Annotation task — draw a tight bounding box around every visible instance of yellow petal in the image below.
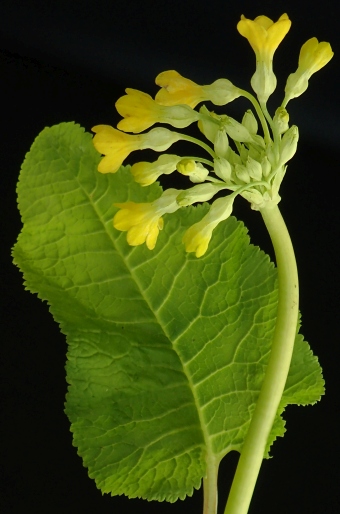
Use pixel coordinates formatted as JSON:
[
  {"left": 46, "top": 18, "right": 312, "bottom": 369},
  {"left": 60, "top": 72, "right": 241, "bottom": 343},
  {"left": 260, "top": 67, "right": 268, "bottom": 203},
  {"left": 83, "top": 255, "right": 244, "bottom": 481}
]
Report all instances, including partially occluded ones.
[
  {"left": 113, "top": 202, "right": 163, "bottom": 249},
  {"left": 113, "top": 202, "right": 151, "bottom": 230},
  {"left": 155, "top": 70, "right": 206, "bottom": 108},
  {"left": 237, "top": 13, "right": 291, "bottom": 60},
  {"left": 298, "top": 37, "right": 334, "bottom": 74},
  {"left": 97, "top": 151, "right": 129, "bottom": 173},
  {"left": 182, "top": 221, "right": 213, "bottom": 258},
  {"left": 92, "top": 125, "right": 143, "bottom": 172},
  {"left": 116, "top": 89, "right": 161, "bottom": 133},
  {"left": 182, "top": 197, "right": 234, "bottom": 257},
  {"left": 131, "top": 154, "right": 180, "bottom": 186}
]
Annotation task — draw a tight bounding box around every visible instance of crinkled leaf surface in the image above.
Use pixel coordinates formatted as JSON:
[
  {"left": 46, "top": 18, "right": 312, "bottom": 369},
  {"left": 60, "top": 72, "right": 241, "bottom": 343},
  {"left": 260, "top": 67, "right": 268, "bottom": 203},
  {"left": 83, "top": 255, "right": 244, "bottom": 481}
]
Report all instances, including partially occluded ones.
[{"left": 13, "top": 123, "right": 324, "bottom": 502}]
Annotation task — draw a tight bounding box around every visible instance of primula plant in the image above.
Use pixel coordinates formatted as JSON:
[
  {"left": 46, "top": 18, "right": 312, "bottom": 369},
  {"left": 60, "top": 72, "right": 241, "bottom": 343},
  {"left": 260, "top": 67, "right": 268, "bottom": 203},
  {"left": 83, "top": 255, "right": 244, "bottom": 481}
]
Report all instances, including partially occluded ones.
[{"left": 13, "top": 13, "right": 333, "bottom": 514}]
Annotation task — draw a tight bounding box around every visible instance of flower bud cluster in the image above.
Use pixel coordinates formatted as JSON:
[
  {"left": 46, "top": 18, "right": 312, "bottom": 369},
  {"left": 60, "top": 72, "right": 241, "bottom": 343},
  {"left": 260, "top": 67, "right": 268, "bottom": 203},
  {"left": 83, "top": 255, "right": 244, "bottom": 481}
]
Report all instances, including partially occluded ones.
[{"left": 197, "top": 105, "right": 299, "bottom": 209}]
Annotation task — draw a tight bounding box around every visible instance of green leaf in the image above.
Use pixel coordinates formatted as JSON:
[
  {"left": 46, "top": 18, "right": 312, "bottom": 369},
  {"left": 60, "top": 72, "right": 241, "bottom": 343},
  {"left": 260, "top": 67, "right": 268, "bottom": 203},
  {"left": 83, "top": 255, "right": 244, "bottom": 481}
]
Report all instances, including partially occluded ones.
[{"left": 13, "top": 122, "right": 324, "bottom": 502}]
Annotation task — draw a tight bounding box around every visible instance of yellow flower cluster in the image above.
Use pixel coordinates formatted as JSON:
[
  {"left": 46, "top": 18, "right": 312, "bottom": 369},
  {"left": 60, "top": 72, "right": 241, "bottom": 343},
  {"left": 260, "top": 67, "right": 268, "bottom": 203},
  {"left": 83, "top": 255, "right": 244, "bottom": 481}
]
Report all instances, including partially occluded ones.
[{"left": 92, "top": 14, "right": 333, "bottom": 257}]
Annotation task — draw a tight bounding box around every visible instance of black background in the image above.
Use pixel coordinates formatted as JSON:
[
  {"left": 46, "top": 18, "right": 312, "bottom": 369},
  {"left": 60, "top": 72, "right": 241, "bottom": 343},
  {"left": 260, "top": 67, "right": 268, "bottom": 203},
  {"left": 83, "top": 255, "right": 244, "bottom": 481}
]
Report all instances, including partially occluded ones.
[{"left": 1, "top": 0, "right": 339, "bottom": 512}]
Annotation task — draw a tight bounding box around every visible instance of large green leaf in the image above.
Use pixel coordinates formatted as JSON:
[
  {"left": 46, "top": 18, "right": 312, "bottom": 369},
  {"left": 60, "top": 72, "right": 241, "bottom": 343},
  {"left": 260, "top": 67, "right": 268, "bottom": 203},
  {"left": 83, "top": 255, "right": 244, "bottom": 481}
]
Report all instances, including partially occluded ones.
[{"left": 13, "top": 122, "right": 324, "bottom": 502}]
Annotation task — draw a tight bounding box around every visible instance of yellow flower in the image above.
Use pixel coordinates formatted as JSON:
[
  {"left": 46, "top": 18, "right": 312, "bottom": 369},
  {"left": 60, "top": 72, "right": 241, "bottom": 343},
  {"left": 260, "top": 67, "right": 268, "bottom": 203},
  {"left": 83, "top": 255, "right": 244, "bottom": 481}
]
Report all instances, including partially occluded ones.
[
  {"left": 131, "top": 154, "right": 181, "bottom": 186},
  {"left": 113, "top": 189, "right": 181, "bottom": 249},
  {"left": 155, "top": 70, "right": 240, "bottom": 108},
  {"left": 298, "top": 37, "right": 334, "bottom": 73},
  {"left": 283, "top": 38, "right": 334, "bottom": 105},
  {"left": 237, "top": 14, "right": 291, "bottom": 62},
  {"left": 182, "top": 196, "right": 235, "bottom": 257},
  {"left": 176, "top": 183, "right": 222, "bottom": 207},
  {"left": 92, "top": 125, "right": 140, "bottom": 173},
  {"left": 92, "top": 125, "right": 182, "bottom": 173},
  {"left": 116, "top": 88, "right": 199, "bottom": 133},
  {"left": 237, "top": 14, "right": 291, "bottom": 104}
]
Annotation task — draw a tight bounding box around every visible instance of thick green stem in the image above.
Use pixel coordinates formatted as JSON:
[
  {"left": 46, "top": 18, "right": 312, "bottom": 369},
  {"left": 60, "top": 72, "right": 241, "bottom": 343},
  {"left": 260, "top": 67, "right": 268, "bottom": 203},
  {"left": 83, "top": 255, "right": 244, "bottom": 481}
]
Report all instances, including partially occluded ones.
[{"left": 223, "top": 204, "right": 299, "bottom": 514}]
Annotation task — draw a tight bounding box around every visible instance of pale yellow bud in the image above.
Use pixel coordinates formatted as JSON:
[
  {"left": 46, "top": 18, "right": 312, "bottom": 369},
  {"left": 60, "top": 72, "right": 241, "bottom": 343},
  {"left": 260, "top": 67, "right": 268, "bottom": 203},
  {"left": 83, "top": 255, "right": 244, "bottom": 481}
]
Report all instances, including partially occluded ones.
[
  {"left": 214, "top": 157, "right": 232, "bottom": 183},
  {"left": 176, "top": 183, "right": 220, "bottom": 206},
  {"left": 214, "top": 129, "right": 229, "bottom": 158},
  {"left": 242, "top": 110, "right": 258, "bottom": 134},
  {"left": 177, "top": 159, "right": 209, "bottom": 183},
  {"left": 261, "top": 156, "right": 271, "bottom": 178},
  {"left": 198, "top": 105, "right": 220, "bottom": 143},
  {"left": 235, "top": 164, "right": 251, "bottom": 183},
  {"left": 273, "top": 107, "right": 289, "bottom": 134},
  {"left": 246, "top": 156, "right": 263, "bottom": 181},
  {"left": 223, "top": 117, "right": 253, "bottom": 142},
  {"left": 279, "top": 125, "right": 299, "bottom": 165}
]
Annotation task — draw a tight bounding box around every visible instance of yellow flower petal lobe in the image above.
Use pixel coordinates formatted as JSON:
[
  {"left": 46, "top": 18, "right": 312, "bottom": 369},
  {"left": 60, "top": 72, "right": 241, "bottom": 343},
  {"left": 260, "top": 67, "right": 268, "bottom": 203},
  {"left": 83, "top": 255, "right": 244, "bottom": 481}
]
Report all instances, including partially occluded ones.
[
  {"left": 92, "top": 125, "right": 141, "bottom": 173},
  {"left": 237, "top": 13, "right": 291, "bottom": 61},
  {"left": 155, "top": 70, "right": 207, "bottom": 108}
]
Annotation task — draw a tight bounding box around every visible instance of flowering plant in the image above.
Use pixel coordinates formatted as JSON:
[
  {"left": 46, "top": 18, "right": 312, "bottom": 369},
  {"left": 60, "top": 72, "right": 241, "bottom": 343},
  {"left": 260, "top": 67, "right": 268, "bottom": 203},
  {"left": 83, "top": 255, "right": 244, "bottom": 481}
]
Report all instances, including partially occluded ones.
[{"left": 13, "top": 13, "right": 333, "bottom": 514}]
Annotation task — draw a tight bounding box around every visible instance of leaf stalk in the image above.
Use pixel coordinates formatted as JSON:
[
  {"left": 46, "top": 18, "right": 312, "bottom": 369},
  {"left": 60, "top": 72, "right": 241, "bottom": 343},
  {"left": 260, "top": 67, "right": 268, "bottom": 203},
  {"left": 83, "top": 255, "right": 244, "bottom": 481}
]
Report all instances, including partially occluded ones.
[{"left": 223, "top": 204, "right": 299, "bottom": 514}]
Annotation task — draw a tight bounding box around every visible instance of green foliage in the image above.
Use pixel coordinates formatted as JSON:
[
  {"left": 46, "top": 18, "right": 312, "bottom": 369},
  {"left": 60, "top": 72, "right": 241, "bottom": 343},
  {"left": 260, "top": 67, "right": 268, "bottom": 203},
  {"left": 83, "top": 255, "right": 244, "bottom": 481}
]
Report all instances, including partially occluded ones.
[{"left": 13, "top": 123, "right": 324, "bottom": 502}]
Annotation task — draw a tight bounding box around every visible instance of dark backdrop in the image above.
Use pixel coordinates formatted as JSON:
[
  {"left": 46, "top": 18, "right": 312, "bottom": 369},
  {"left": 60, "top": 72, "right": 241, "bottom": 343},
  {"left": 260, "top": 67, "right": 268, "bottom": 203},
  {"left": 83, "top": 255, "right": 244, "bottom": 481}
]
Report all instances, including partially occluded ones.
[{"left": 1, "top": 1, "right": 339, "bottom": 513}]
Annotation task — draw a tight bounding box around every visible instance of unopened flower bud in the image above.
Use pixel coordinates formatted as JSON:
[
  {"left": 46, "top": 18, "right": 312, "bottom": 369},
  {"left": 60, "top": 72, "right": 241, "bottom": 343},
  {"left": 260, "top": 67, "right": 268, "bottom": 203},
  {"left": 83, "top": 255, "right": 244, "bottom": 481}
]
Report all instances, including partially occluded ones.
[
  {"left": 235, "top": 164, "right": 251, "bottom": 183},
  {"left": 223, "top": 117, "right": 253, "bottom": 142},
  {"left": 241, "top": 189, "right": 265, "bottom": 210},
  {"left": 240, "top": 144, "right": 248, "bottom": 162},
  {"left": 261, "top": 156, "right": 271, "bottom": 178},
  {"left": 214, "top": 157, "right": 232, "bottom": 183},
  {"left": 246, "top": 156, "right": 263, "bottom": 181},
  {"left": 265, "top": 141, "right": 277, "bottom": 167},
  {"left": 144, "top": 127, "right": 182, "bottom": 151},
  {"left": 214, "top": 129, "right": 229, "bottom": 158},
  {"left": 273, "top": 107, "right": 289, "bottom": 134},
  {"left": 177, "top": 159, "right": 209, "bottom": 183},
  {"left": 279, "top": 125, "right": 299, "bottom": 165},
  {"left": 176, "top": 183, "right": 219, "bottom": 206},
  {"left": 131, "top": 154, "right": 181, "bottom": 186},
  {"left": 198, "top": 105, "right": 220, "bottom": 143},
  {"left": 204, "top": 78, "right": 241, "bottom": 105},
  {"left": 242, "top": 110, "right": 258, "bottom": 134}
]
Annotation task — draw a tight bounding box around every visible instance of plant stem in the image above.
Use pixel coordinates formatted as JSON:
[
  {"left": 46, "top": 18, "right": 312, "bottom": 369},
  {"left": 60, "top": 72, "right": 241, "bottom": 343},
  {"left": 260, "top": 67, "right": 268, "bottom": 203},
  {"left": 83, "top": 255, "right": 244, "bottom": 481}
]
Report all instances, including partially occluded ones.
[
  {"left": 237, "top": 89, "right": 272, "bottom": 144},
  {"left": 223, "top": 203, "right": 299, "bottom": 514},
  {"left": 180, "top": 134, "right": 216, "bottom": 158}
]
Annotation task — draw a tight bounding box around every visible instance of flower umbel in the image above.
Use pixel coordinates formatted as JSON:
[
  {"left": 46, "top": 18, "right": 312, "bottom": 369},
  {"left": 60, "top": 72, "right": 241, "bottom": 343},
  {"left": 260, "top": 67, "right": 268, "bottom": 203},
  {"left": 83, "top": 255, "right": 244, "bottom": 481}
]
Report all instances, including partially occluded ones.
[{"left": 92, "top": 13, "right": 333, "bottom": 256}]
